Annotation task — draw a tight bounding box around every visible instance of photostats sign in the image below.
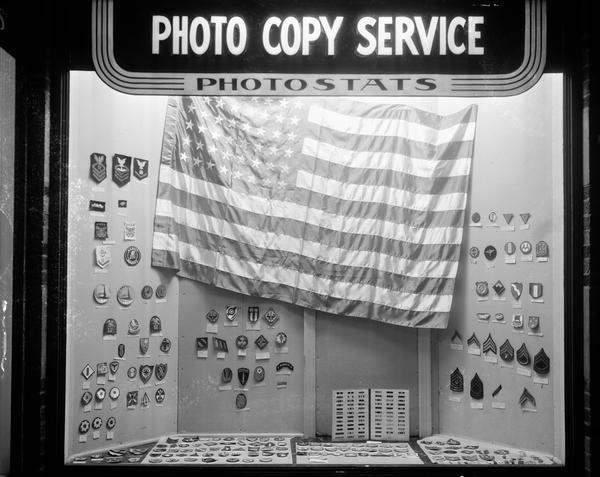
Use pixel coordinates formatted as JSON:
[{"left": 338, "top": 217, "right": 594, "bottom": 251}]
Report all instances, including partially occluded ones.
[{"left": 92, "top": 0, "right": 546, "bottom": 96}]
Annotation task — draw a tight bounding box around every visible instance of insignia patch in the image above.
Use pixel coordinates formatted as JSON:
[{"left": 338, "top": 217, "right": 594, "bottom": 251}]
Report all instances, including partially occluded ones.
[
  {"left": 470, "top": 373, "right": 483, "bottom": 400},
  {"left": 517, "top": 343, "right": 530, "bottom": 366},
  {"left": 533, "top": 348, "right": 550, "bottom": 375},
  {"left": 504, "top": 241, "right": 516, "bottom": 255},
  {"left": 141, "top": 285, "right": 153, "bottom": 300},
  {"left": 127, "top": 366, "right": 137, "bottom": 379},
  {"left": 236, "top": 393, "right": 247, "bottom": 409},
  {"left": 520, "top": 240, "right": 532, "bottom": 254},
  {"left": 236, "top": 335, "right": 248, "bottom": 349},
  {"left": 450, "top": 330, "right": 462, "bottom": 344},
  {"left": 467, "top": 333, "right": 480, "bottom": 349},
  {"left": 482, "top": 334, "right": 497, "bottom": 354},
  {"left": 535, "top": 240, "right": 549, "bottom": 258},
  {"left": 112, "top": 154, "right": 132, "bottom": 187},
  {"left": 222, "top": 367, "right": 233, "bottom": 383},
  {"left": 155, "top": 284, "right": 167, "bottom": 299},
  {"left": 149, "top": 316, "right": 162, "bottom": 334},
  {"left": 117, "top": 343, "right": 125, "bottom": 358},
  {"left": 275, "top": 332, "right": 287, "bottom": 345},
  {"left": 141, "top": 392, "right": 150, "bottom": 408},
  {"left": 160, "top": 337, "right": 172, "bottom": 353},
  {"left": 488, "top": 212, "right": 497, "bottom": 223},
  {"left": 248, "top": 306, "right": 259, "bottom": 323},
  {"left": 139, "top": 365, "right": 154, "bottom": 384},
  {"left": 139, "top": 338, "right": 150, "bottom": 355},
  {"left": 477, "top": 313, "right": 490, "bottom": 321},
  {"left": 95, "top": 245, "right": 111, "bottom": 268},
  {"left": 128, "top": 319, "right": 140, "bottom": 335},
  {"left": 255, "top": 334, "right": 269, "bottom": 350},
  {"left": 213, "top": 337, "right": 228, "bottom": 352},
  {"left": 510, "top": 282, "right": 523, "bottom": 300},
  {"left": 528, "top": 315, "right": 540, "bottom": 330},
  {"left": 117, "top": 285, "right": 134, "bottom": 307},
  {"left": 475, "top": 281, "right": 489, "bottom": 297},
  {"left": 494, "top": 312, "right": 504, "bottom": 321},
  {"left": 109, "top": 361, "right": 119, "bottom": 374},
  {"left": 226, "top": 305, "right": 238, "bottom": 321},
  {"left": 529, "top": 282, "right": 543, "bottom": 299},
  {"left": 503, "top": 213, "right": 514, "bottom": 225},
  {"left": 124, "top": 246, "right": 141, "bottom": 266},
  {"left": 155, "top": 363, "right": 168, "bottom": 381},
  {"left": 484, "top": 245, "right": 497, "bottom": 261},
  {"left": 89, "top": 200, "right": 106, "bottom": 212},
  {"left": 123, "top": 222, "right": 136, "bottom": 241},
  {"left": 118, "top": 199, "right": 127, "bottom": 208},
  {"left": 519, "top": 388, "right": 536, "bottom": 407},
  {"left": 106, "top": 417, "right": 116, "bottom": 430},
  {"left": 95, "top": 388, "right": 106, "bottom": 402},
  {"left": 471, "top": 212, "right": 481, "bottom": 223},
  {"left": 81, "top": 391, "right": 93, "bottom": 406},
  {"left": 90, "top": 153, "right": 107, "bottom": 183},
  {"left": 254, "top": 366, "right": 265, "bottom": 382},
  {"left": 103, "top": 319, "right": 117, "bottom": 337},
  {"left": 196, "top": 337, "right": 208, "bottom": 350},
  {"left": 237, "top": 367, "right": 250, "bottom": 386},
  {"left": 520, "top": 213, "right": 531, "bottom": 225},
  {"left": 155, "top": 388, "right": 165, "bottom": 404},
  {"left": 263, "top": 308, "right": 279, "bottom": 326},
  {"left": 94, "top": 221, "right": 108, "bottom": 241},
  {"left": 512, "top": 314, "right": 524, "bottom": 329},
  {"left": 109, "top": 387, "right": 120, "bottom": 400},
  {"left": 450, "top": 368, "right": 463, "bottom": 393},
  {"left": 133, "top": 158, "right": 149, "bottom": 180},
  {"left": 468, "top": 247, "right": 479, "bottom": 259},
  {"left": 92, "top": 284, "right": 110, "bottom": 305},
  {"left": 276, "top": 362, "right": 294, "bottom": 372},
  {"left": 492, "top": 280, "right": 505, "bottom": 296},
  {"left": 79, "top": 420, "right": 90, "bottom": 434},
  {"left": 491, "top": 385, "right": 502, "bottom": 397},
  {"left": 206, "top": 309, "right": 219, "bottom": 323}
]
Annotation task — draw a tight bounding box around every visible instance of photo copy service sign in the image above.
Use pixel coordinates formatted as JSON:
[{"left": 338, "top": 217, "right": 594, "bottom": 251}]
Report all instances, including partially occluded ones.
[{"left": 92, "top": 0, "right": 546, "bottom": 96}]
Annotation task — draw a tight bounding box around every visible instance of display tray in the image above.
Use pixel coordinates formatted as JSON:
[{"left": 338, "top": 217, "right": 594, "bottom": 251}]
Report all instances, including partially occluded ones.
[
  {"left": 416, "top": 434, "right": 560, "bottom": 465},
  {"left": 68, "top": 434, "right": 560, "bottom": 466}
]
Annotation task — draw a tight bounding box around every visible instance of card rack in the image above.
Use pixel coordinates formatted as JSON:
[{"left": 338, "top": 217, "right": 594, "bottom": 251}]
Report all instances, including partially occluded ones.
[
  {"left": 331, "top": 389, "right": 369, "bottom": 441},
  {"left": 369, "top": 389, "right": 410, "bottom": 441}
]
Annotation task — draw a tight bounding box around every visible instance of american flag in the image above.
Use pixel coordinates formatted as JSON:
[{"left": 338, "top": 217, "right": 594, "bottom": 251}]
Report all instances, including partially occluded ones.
[{"left": 151, "top": 97, "right": 477, "bottom": 328}]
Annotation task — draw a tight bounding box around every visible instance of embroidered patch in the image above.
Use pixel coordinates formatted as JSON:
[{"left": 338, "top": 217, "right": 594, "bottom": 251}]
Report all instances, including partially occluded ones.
[
  {"left": 213, "top": 337, "right": 228, "bottom": 352},
  {"left": 517, "top": 343, "right": 530, "bottom": 366},
  {"left": 470, "top": 373, "right": 483, "bottom": 400},
  {"left": 95, "top": 245, "right": 111, "bottom": 268},
  {"left": 89, "top": 199, "right": 106, "bottom": 212},
  {"left": 494, "top": 312, "right": 505, "bottom": 321},
  {"left": 155, "top": 363, "right": 168, "bottom": 381},
  {"left": 450, "top": 368, "right": 463, "bottom": 393},
  {"left": 467, "top": 333, "right": 480, "bottom": 349},
  {"left": 237, "top": 367, "right": 249, "bottom": 386},
  {"left": 155, "top": 388, "right": 165, "bottom": 404},
  {"left": 94, "top": 221, "right": 108, "bottom": 240},
  {"left": 450, "top": 330, "right": 462, "bottom": 344},
  {"left": 109, "top": 361, "right": 119, "bottom": 374},
  {"left": 504, "top": 241, "right": 516, "bottom": 255},
  {"left": 488, "top": 212, "right": 497, "bottom": 223},
  {"left": 475, "top": 282, "right": 489, "bottom": 297},
  {"left": 276, "top": 362, "right": 294, "bottom": 372},
  {"left": 81, "top": 391, "right": 93, "bottom": 406},
  {"left": 117, "top": 285, "right": 134, "bottom": 307},
  {"left": 133, "top": 158, "right": 149, "bottom": 180},
  {"left": 149, "top": 315, "right": 162, "bottom": 334},
  {"left": 117, "top": 343, "right": 125, "bottom": 358},
  {"left": 92, "top": 284, "right": 110, "bottom": 305},
  {"left": 482, "top": 334, "right": 497, "bottom": 354},
  {"left": 471, "top": 212, "right": 481, "bottom": 223},
  {"left": 225, "top": 305, "right": 238, "bottom": 321},
  {"left": 127, "top": 391, "right": 138, "bottom": 407},
  {"left": 519, "top": 388, "right": 536, "bottom": 407},
  {"left": 79, "top": 420, "right": 90, "bottom": 434},
  {"left": 139, "top": 337, "right": 150, "bottom": 355},
  {"left": 533, "top": 348, "right": 550, "bottom": 375},
  {"left": 141, "top": 285, "right": 153, "bottom": 300},
  {"left": 95, "top": 388, "right": 106, "bottom": 402},
  {"left": 160, "top": 337, "right": 172, "bottom": 353},
  {"left": 222, "top": 367, "right": 233, "bottom": 383},
  {"left": 503, "top": 213, "right": 514, "bottom": 225},
  {"left": 127, "top": 367, "right": 137, "bottom": 379},
  {"left": 492, "top": 280, "right": 505, "bottom": 296},
  {"left": 196, "top": 337, "right": 208, "bottom": 350},
  {"left": 128, "top": 319, "right": 140, "bottom": 335},
  {"left": 106, "top": 416, "right": 117, "bottom": 430},
  {"left": 248, "top": 306, "right": 259, "bottom": 323},
  {"left": 206, "top": 309, "right": 219, "bottom": 323},
  {"left": 520, "top": 240, "right": 532, "bottom": 254},
  {"left": 235, "top": 335, "right": 248, "bottom": 349},
  {"left": 236, "top": 393, "right": 247, "bottom": 409},
  {"left": 469, "top": 247, "right": 479, "bottom": 259},
  {"left": 275, "top": 332, "right": 287, "bottom": 345},
  {"left": 90, "top": 153, "right": 107, "bottom": 183},
  {"left": 492, "top": 385, "right": 502, "bottom": 397},
  {"left": 499, "top": 340, "right": 514, "bottom": 362},
  {"left": 520, "top": 213, "right": 531, "bottom": 225},
  {"left": 484, "top": 245, "right": 497, "bottom": 261},
  {"left": 155, "top": 284, "right": 167, "bottom": 299},
  {"left": 512, "top": 314, "right": 524, "bottom": 329},
  {"left": 139, "top": 365, "right": 154, "bottom": 384},
  {"left": 254, "top": 334, "right": 268, "bottom": 350},
  {"left": 477, "top": 313, "right": 490, "bottom": 321},
  {"left": 124, "top": 246, "right": 141, "bottom": 266},
  {"left": 103, "top": 318, "right": 117, "bottom": 337},
  {"left": 141, "top": 392, "right": 150, "bottom": 408},
  {"left": 528, "top": 315, "right": 540, "bottom": 330},
  {"left": 535, "top": 240, "right": 549, "bottom": 258},
  {"left": 529, "top": 283, "right": 543, "bottom": 299},
  {"left": 254, "top": 366, "right": 265, "bottom": 382},
  {"left": 511, "top": 282, "right": 523, "bottom": 300},
  {"left": 123, "top": 222, "right": 136, "bottom": 241},
  {"left": 112, "top": 154, "right": 132, "bottom": 186},
  {"left": 109, "top": 387, "right": 120, "bottom": 400},
  {"left": 262, "top": 307, "right": 280, "bottom": 326}
]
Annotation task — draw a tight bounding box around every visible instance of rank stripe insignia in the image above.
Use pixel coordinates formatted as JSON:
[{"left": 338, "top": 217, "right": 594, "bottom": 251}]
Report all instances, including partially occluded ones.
[
  {"left": 470, "top": 373, "right": 483, "bottom": 400},
  {"left": 499, "top": 339, "right": 514, "bottom": 362},
  {"left": 133, "top": 158, "right": 149, "bottom": 180},
  {"left": 450, "top": 330, "right": 462, "bottom": 343},
  {"left": 450, "top": 368, "right": 463, "bottom": 393},
  {"left": 519, "top": 388, "right": 536, "bottom": 407},
  {"left": 482, "top": 334, "right": 497, "bottom": 354},
  {"left": 112, "top": 154, "right": 132, "bottom": 187},
  {"left": 467, "top": 333, "right": 480, "bottom": 348},
  {"left": 90, "top": 153, "right": 107, "bottom": 183},
  {"left": 491, "top": 385, "right": 502, "bottom": 397},
  {"left": 517, "top": 343, "right": 530, "bottom": 366},
  {"left": 533, "top": 348, "right": 550, "bottom": 375}
]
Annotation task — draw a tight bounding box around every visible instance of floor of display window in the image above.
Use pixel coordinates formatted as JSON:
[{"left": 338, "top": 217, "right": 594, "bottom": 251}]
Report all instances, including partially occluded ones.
[{"left": 69, "top": 434, "right": 559, "bottom": 466}]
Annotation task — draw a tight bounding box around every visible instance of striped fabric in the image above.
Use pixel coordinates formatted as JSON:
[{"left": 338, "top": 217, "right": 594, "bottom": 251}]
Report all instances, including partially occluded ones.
[{"left": 152, "top": 97, "right": 477, "bottom": 328}]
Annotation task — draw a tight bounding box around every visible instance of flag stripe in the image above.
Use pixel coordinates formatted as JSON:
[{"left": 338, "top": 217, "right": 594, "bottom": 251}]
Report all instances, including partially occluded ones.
[
  {"left": 308, "top": 105, "right": 477, "bottom": 145},
  {"left": 296, "top": 171, "right": 468, "bottom": 212},
  {"left": 153, "top": 248, "right": 449, "bottom": 327},
  {"left": 152, "top": 233, "right": 453, "bottom": 313},
  {"left": 157, "top": 182, "right": 461, "bottom": 261},
  {"left": 154, "top": 202, "right": 459, "bottom": 279},
  {"left": 159, "top": 167, "right": 465, "bottom": 245},
  {"left": 301, "top": 137, "right": 472, "bottom": 178},
  {"left": 154, "top": 216, "right": 456, "bottom": 295}
]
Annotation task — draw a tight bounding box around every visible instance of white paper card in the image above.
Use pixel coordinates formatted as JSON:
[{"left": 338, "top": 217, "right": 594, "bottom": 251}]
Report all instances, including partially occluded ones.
[
  {"left": 470, "top": 402, "right": 484, "bottom": 409},
  {"left": 492, "top": 402, "right": 506, "bottom": 409},
  {"left": 505, "top": 256, "right": 517, "bottom": 264},
  {"left": 531, "top": 298, "right": 545, "bottom": 304},
  {"left": 108, "top": 374, "right": 115, "bottom": 382},
  {"left": 276, "top": 369, "right": 292, "bottom": 376},
  {"left": 110, "top": 402, "right": 117, "bottom": 410},
  {"left": 246, "top": 321, "right": 260, "bottom": 331},
  {"left": 96, "top": 377, "right": 106, "bottom": 385},
  {"left": 520, "top": 224, "right": 531, "bottom": 230},
  {"left": 450, "top": 343, "right": 464, "bottom": 351},
  {"left": 477, "top": 297, "right": 489, "bottom": 302},
  {"left": 237, "top": 349, "right": 247, "bottom": 357},
  {"left": 82, "top": 381, "right": 91, "bottom": 390},
  {"left": 206, "top": 323, "right": 219, "bottom": 334},
  {"left": 92, "top": 431, "right": 100, "bottom": 440},
  {"left": 501, "top": 225, "right": 516, "bottom": 232},
  {"left": 486, "top": 262, "right": 495, "bottom": 269},
  {"left": 448, "top": 396, "right": 462, "bottom": 402},
  {"left": 468, "top": 348, "right": 481, "bottom": 356},
  {"left": 218, "top": 385, "right": 232, "bottom": 391},
  {"left": 537, "top": 257, "right": 549, "bottom": 262},
  {"left": 255, "top": 352, "right": 270, "bottom": 360},
  {"left": 197, "top": 350, "right": 208, "bottom": 359},
  {"left": 102, "top": 335, "right": 116, "bottom": 341},
  {"left": 83, "top": 404, "right": 91, "bottom": 413},
  {"left": 533, "top": 376, "right": 549, "bottom": 385},
  {"left": 274, "top": 347, "right": 289, "bottom": 354},
  {"left": 216, "top": 352, "right": 227, "bottom": 359},
  {"left": 469, "top": 258, "right": 477, "bottom": 264},
  {"left": 521, "top": 255, "right": 533, "bottom": 262},
  {"left": 512, "top": 301, "right": 523, "bottom": 309},
  {"left": 517, "top": 367, "right": 532, "bottom": 377},
  {"left": 79, "top": 435, "right": 87, "bottom": 443},
  {"left": 484, "top": 355, "right": 498, "bottom": 363},
  {"left": 223, "top": 321, "right": 238, "bottom": 327},
  {"left": 528, "top": 331, "right": 544, "bottom": 337},
  {"left": 492, "top": 296, "right": 506, "bottom": 301},
  {"left": 469, "top": 222, "right": 482, "bottom": 228},
  {"left": 94, "top": 402, "right": 103, "bottom": 410},
  {"left": 106, "top": 431, "right": 114, "bottom": 440}
]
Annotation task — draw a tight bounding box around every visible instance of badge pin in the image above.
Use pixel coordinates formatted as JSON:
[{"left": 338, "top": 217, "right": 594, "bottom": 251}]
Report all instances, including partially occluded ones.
[
  {"left": 94, "top": 222, "right": 108, "bottom": 241},
  {"left": 95, "top": 388, "right": 106, "bottom": 402},
  {"left": 517, "top": 343, "right": 530, "bottom": 366},
  {"left": 128, "top": 319, "right": 140, "bottom": 335},
  {"left": 520, "top": 241, "right": 532, "bottom": 254},
  {"left": 117, "top": 343, "right": 126, "bottom": 358},
  {"left": 504, "top": 241, "right": 516, "bottom": 255},
  {"left": 476, "top": 313, "right": 490, "bottom": 321},
  {"left": 492, "top": 280, "right": 505, "bottom": 296},
  {"left": 90, "top": 153, "right": 107, "bottom": 183},
  {"left": 512, "top": 314, "right": 524, "bottom": 329},
  {"left": 471, "top": 212, "right": 481, "bottom": 224},
  {"left": 503, "top": 213, "right": 514, "bottom": 225},
  {"left": 222, "top": 367, "right": 233, "bottom": 383},
  {"left": 109, "top": 361, "right": 119, "bottom": 374},
  {"left": 484, "top": 245, "right": 497, "bottom": 261},
  {"left": 491, "top": 385, "right": 502, "bottom": 397},
  {"left": 533, "top": 348, "right": 550, "bottom": 375},
  {"left": 275, "top": 332, "right": 287, "bottom": 346},
  {"left": 529, "top": 282, "right": 543, "bottom": 300},
  {"left": 528, "top": 315, "right": 540, "bottom": 330},
  {"left": 118, "top": 199, "right": 127, "bottom": 208},
  {"left": 511, "top": 282, "right": 523, "bottom": 300},
  {"left": 93, "top": 284, "right": 110, "bottom": 305},
  {"left": 160, "top": 337, "right": 172, "bottom": 354},
  {"left": 109, "top": 387, "right": 120, "bottom": 400},
  {"left": 235, "top": 393, "right": 247, "bottom": 409},
  {"left": 488, "top": 212, "right": 497, "bottom": 223},
  {"left": 139, "top": 338, "right": 150, "bottom": 356},
  {"left": 95, "top": 245, "right": 111, "bottom": 269},
  {"left": 226, "top": 305, "right": 238, "bottom": 321},
  {"left": 149, "top": 315, "right": 162, "bottom": 334},
  {"left": 124, "top": 246, "right": 141, "bottom": 266},
  {"left": 141, "top": 285, "right": 153, "bottom": 300},
  {"left": 535, "top": 240, "right": 549, "bottom": 258},
  {"left": 79, "top": 420, "right": 91, "bottom": 434},
  {"left": 262, "top": 308, "right": 279, "bottom": 326},
  {"left": 254, "top": 366, "right": 265, "bottom": 382},
  {"left": 248, "top": 306, "right": 259, "bottom": 323},
  {"left": 196, "top": 337, "right": 208, "bottom": 350},
  {"left": 123, "top": 222, "right": 136, "bottom": 241},
  {"left": 155, "top": 284, "right": 167, "bottom": 299},
  {"left": 103, "top": 318, "right": 117, "bottom": 337},
  {"left": 450, "top": 368, "right": 463, "bottom": 393},
  {"left": 475, "top": 282, "right": 489, "bottom": 297},
  {"left": 155, "top": 388, "right": 166, "bottom": 404},
  {"left": 470, "top": 373, "right": 483, "bottom": 400},
  {"left": 255, "top": 334, "right": 269, "bottom": 350},
  {"left": 117, "top": 285, "right": 134, "bottom": 307},
  {"left": 206, "top": 309, "right": 219, "bottom": 324},
  {"left": 81, "top": 391, "right": 93, "bottom": 406},
  {"left": 494, "top": 312, "right": 504, "bottom": 321},
  {"left": 133, "top": 158, "right": 149, "bottom": 180},
  {"left": 139, "top": 364, "right": 154, "bottom": 384},
  {"left": 112, "top": 154, "right": 132, "bottom": 187},
  {"left": 127, "top": 366, "right": 137, "bottom": 379},
  {"left": 106, "top": 416, "right": 117, "bottom": 430},
  {"left": 155, "top": 363, "right": 168, "bottom": 381},
  {"left": 237, "top": 367, "right": 250, "bottom": 386},
  {"left": 235, "top": 335, "right": 248, "bottom": 349},
  {"left": 468, "top": 247, "right": 479, "bottom": 259}
]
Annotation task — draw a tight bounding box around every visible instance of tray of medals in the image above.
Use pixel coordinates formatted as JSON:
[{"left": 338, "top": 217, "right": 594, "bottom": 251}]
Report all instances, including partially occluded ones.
[
  {"left": 71, "top": 445, "right": 155, "bottom": 465},
  {"left": 140, "top": 435, "right": 294, "bottom": 464},
  {"left": 417, "top": 435, "right": 558, "bottom": 465},
  {"left": 295, "top": 440, "right": 423, "bottom": 465}
]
